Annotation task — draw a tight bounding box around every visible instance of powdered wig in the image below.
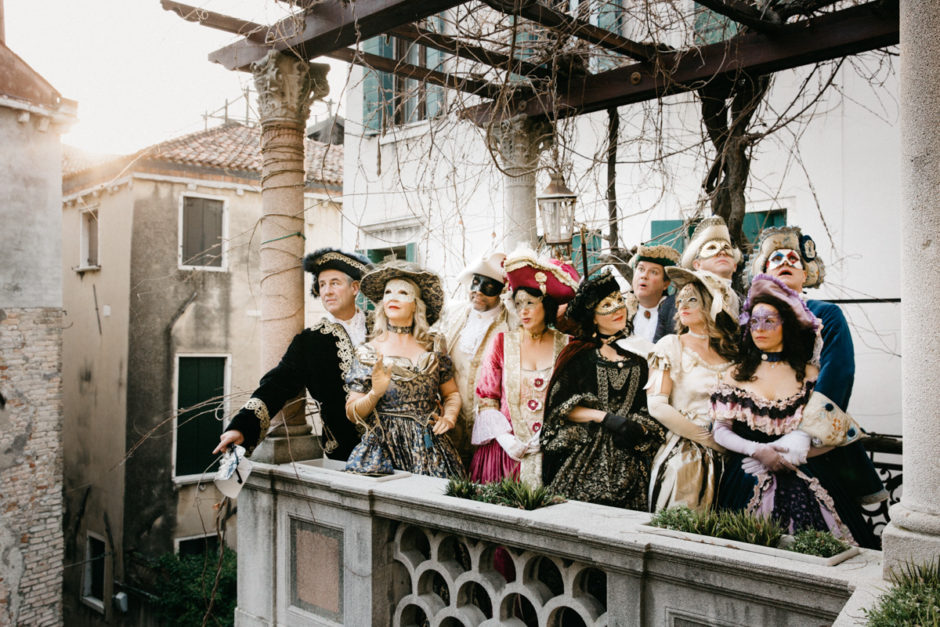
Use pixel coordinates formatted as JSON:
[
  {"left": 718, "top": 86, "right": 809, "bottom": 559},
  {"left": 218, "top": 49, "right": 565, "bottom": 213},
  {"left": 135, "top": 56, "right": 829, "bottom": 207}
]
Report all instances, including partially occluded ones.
[
  {"left": 371, "top": 278, "right": 434, "bottom": 348},
  {"left": 673, "top": 283, "right": 738, "bottom": 361}
]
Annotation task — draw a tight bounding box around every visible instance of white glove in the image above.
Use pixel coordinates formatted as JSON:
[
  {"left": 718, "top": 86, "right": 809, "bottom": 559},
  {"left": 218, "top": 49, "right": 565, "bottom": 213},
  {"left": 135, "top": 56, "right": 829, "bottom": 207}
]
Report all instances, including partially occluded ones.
[
  {"left": 772, "top": 430, "right": 811, "bottom": 466},
  {"left": 495, "top": 433, "right": 527, "bottom": 461},
  {"left": 524, "top": 432, "right": 540, "bottom": 455},
  {"left": 741, "top": 456, "right": 768, "bottom": 476}
]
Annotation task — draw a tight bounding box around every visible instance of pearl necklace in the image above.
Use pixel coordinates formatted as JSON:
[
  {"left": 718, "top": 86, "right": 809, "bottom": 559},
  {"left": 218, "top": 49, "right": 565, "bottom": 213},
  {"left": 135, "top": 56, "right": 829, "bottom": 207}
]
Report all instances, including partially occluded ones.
[{"left": 686, "top": 330, "right": 708, "bottom": 340}]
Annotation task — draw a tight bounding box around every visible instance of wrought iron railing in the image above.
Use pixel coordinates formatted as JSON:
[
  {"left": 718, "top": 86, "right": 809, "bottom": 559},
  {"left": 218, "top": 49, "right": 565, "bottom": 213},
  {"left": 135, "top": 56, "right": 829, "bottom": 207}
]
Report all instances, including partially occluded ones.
[{"left": 860, "top": 433, "right": 903, "bottom": 541}]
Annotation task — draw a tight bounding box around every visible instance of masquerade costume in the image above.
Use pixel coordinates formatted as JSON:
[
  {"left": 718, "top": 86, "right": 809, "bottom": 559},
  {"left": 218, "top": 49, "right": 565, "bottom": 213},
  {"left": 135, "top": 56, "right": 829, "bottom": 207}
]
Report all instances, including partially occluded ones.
[
  {"left": 749, "top": 227, "right": 887, "bottom": 520},
  {"left": 629, "top": 244, "right": 680, "bottom": 343},
  {"left": 541, "top": 271, "right": 666, "bottom": 508},
  {"left": 469, "top": 250, "right": 577, "bottom": 487},
  {"left": 225, "top": 248, "right": 373, "bottom": 460},
  {"left": 646, "top": 267, "right": 739, "bottom": 512},
  {"left": 710, "top": 276, "right": 875, "bottom": 546},
  {"left": 345, "top": 262, "right": 464, "bottom": 478},
  {"left": 438, "top": 253, "right": 511, "bottom": 466}
]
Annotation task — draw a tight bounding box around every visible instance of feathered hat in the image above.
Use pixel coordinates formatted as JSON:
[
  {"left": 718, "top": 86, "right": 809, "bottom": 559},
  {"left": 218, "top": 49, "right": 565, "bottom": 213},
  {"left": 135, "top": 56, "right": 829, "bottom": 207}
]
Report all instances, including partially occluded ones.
[
  {"left": 741, "top": 274, "right": 821, "bottom": 333},
  {"left": 566, "top": 269, "right": 622, "bottom": 326},
  {"left": 747, "top": 226, "right": 826, "bottom": 289},
  {"left": 680, "top": 216, "right": 743, "bottom": 269},
  {"left": 359, "top": 260, "right": 445, "bottom": 325},
  {"left": 504, "top": 248, "right": 580, "bottom": 303}
]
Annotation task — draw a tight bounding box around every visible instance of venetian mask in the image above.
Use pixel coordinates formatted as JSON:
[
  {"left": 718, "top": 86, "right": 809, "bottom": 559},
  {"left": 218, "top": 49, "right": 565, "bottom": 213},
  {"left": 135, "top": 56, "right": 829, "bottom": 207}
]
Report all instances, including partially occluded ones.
[
  {"left": 594, "top": 291, "right": 626, "bottom": 316},
  {"left": 766, "top": 248, "right": 804, "bottom": 271},
  {"left": 698, "top": 239, "right": 735, "bottom": 259},
  {"left": 748, "top": 309, "right": 782, "bottom": 331},
  {"left": 676, "top": 284, "right": 703, "bottom": 312},
  {"left": 513, "top": 291, "right": 542, "bottom": 311},
  {"left": 383, "top": 278, "right": 418, "bottom": 303}
]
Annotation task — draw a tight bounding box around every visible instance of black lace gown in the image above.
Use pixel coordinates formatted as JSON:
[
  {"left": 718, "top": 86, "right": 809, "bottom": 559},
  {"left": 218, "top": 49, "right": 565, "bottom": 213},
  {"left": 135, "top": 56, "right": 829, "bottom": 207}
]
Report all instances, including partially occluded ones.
[{"left": 541, "top": 345, "right": 665, "bottom": 509}]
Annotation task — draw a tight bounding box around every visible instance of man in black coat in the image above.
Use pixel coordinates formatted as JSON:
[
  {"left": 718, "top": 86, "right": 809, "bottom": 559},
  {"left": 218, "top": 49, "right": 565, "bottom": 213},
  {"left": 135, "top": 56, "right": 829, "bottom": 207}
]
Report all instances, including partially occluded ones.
[{"left": 214, "top": 248, "right": 373, "bottom": 460}]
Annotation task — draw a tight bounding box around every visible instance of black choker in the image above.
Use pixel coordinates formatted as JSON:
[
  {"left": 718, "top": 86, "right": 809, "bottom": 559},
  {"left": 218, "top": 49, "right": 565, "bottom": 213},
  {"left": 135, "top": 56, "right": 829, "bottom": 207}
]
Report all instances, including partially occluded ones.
[
  {"left": 597, "top": 329, "right": 626, "bottom": 345},
  {"left": 387, "top": 323, "right": 414, "bottom": 335},
  {"left": 760, "top": 351, "right": 785, "bottom": 362}
]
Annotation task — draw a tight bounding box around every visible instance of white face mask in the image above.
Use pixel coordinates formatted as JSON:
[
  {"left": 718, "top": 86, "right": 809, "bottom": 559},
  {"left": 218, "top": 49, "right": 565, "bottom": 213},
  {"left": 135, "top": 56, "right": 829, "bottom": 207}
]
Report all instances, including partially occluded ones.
[{"left": 383, "top": 279, "right": 418, "bottom": 304}]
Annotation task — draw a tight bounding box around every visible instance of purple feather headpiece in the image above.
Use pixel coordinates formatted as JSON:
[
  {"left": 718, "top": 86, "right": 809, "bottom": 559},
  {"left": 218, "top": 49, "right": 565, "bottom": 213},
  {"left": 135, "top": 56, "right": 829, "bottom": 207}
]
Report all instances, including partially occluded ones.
[{"left": 740, "top": 274, "right": 821, "bottom": 332}]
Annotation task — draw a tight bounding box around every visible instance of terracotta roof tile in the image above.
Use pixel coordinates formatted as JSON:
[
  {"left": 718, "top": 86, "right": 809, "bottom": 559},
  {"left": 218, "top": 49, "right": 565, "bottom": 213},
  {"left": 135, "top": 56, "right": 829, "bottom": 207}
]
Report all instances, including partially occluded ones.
[{"left": 63, "top": 122, "right": 342, "bottom": 187}]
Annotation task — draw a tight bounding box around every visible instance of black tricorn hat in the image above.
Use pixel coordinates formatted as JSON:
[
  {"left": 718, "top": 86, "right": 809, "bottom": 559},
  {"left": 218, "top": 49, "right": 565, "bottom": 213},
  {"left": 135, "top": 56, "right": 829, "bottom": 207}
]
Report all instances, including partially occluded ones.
[
  {"left": 303, "top": 248, "right": 373, "bottom": 296},
  {"left": 566, "top": 269, "right": 621, "bottom": 326}
]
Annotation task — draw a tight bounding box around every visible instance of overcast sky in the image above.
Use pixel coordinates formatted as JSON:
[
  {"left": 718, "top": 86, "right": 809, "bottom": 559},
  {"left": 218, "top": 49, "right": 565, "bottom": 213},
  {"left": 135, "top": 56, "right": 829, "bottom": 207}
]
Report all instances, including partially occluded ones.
[{"left": 4, "top": 0, "right": 350, "bottom": 155}]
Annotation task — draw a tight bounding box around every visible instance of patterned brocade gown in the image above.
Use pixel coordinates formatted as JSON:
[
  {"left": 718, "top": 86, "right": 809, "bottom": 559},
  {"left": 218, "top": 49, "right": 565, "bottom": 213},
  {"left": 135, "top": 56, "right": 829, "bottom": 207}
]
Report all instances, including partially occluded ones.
[
  {"left": 541, "top": 345, "right": 666, "bottom": 509},
  {"left": 345, "top": 342, "right": 465, "bottom": 478}
]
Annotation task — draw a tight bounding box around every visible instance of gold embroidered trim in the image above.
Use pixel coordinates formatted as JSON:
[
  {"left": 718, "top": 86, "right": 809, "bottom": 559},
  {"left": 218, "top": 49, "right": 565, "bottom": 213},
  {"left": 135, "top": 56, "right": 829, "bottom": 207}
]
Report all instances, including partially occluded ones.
[
  {"left": 245, "top": 397, "right": 271, "bottom": 432},
  {"left": 313, "top": 251, "right": 369, "bottom": 274},
  {"left": 312, "top": 318, "right": 355, "bottom": 394}
]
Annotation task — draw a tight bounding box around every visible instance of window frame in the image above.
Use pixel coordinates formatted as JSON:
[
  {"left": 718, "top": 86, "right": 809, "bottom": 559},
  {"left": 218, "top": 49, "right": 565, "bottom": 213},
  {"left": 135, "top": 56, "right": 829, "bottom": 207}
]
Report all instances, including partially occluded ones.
[
  {"left": 174, "top": 533, "right": 221, "bottom": 556},
  {"left": 78, "top": 207, "right": 101, "bottom": 271},
  {"left": 172, "top": 353, "right": 231, "bottom": 484},
  {"left": 81, "top": 531, "right": 107, "bottom": 614},
  {"left": 177, "top": 192, "right": 229, "bottom": 272}
]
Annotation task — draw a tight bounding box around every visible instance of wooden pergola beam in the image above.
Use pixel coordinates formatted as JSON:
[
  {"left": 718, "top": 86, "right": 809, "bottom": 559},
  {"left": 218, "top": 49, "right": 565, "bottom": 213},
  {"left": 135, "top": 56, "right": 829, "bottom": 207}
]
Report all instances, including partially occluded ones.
[
  {"left": 207, "top": 0, "right": 465, "bottom": 71},
  {"left": 389, "top": 23, "right": 552, "bottom": 79},
  {"left": 482, "top": 0, "right": 661, "bottom": 62},
  {"left": 464, "top": 0, "right": 898, "bottom": 123},
  {"left": 692, "top": 0, "right": 784, "bottom": 33},
  {"left": 161, "top": 0, "right": 266, "bottom": 42},
  {"left": 325, "top": 48, "right": 508, "bottom": 101}
]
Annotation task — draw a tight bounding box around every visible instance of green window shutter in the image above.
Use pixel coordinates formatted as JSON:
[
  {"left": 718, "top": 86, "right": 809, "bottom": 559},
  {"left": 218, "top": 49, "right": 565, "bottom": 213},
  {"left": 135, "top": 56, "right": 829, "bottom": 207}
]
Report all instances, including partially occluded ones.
[
  {"left": 362, "top": 36, "right": 394, "bottom": 134},
  {"left": 182, "top": 197, "right": 223, "bottom": 267},
  {"left": 649, "top": 219, "right": 692, "bottom": 254},
  {"left": 405, "top": 242, "right": 417, "bottom": 262},
  {"left": 694, "top": 2, "right": 739, "bottom": 45},
  {"left": 743, "top": 209, "right": 787, "bottom": 247},
  {"left": 176, "top": 357, "right": 226, "bottom": 476},
  {"left": 425, "top": 14, "right": 446, "bottom": 119},
  {"left": 571, "top": 230, "right": 603, "bottom": 279}
]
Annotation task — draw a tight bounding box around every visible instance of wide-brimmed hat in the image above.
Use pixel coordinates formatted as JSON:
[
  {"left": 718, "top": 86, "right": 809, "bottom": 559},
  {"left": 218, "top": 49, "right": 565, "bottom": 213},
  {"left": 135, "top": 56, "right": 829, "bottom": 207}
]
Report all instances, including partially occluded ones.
[
  {"left": 566, "top": 269, "right": 621, "bottom": 326},
  {"left": 629, "top": 244, "right": 680, "bottom": 269},
  {"left": 458, "top": 251, "right": 507, "bottom": 285},
  {"left": 303, "top": 248, "right": 373, "bottom": 296},
  {"left": 360, "top": 260, "right": 445, "bottom": 325},
  {"left": 741, "top": 274, "right": 820, "bottom": 332},
  {"left": 504, "top": 248, "right": 580, "bottom": 304},
  {"left": 680, "top": 216, "right": 743, "bottom": 269},
  {"left": 666, "top": 267, "right": 739, "bottom": 322},
  {"left": 747, "top": 226, "right": 825, "bottom": 289}
]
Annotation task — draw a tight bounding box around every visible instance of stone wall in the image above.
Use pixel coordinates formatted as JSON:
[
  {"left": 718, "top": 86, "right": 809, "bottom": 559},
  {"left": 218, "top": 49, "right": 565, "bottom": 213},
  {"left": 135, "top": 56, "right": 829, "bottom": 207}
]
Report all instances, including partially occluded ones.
[
  {"left": 0, "top": 307, "right": 64, "bottom": 625},
  {"left": 234, "top": 459, "right": 887, "bottom": 626}
]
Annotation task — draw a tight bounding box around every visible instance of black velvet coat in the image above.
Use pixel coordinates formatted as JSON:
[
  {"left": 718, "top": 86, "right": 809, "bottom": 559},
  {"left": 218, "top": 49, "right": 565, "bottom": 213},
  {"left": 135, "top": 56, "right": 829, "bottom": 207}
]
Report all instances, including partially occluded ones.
[{"left": 226, "top": 318, "right": 364, "bottom": 460}]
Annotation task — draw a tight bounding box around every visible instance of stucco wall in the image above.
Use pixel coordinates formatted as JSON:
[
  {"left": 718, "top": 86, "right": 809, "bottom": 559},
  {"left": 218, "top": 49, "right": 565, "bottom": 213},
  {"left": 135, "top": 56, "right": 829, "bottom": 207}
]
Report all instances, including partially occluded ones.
[
  {"left": 61, "top": 184, "right": 133, "bottom": 624},
  {"left": 0, "top": 108, "right": 63, "bottom": 309}
]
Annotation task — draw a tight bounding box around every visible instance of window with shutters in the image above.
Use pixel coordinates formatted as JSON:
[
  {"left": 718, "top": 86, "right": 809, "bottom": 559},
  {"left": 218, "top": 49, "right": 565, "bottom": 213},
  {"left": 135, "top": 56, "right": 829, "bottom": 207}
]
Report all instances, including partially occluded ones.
[
  {"left": 179, "top": 194, "right": 226, "bottom": 270},
  {"left": 650, "top": 210, "right": 788, "bottom": 254},
  {"left": 79, "top": 208, "right": 100, "bottom": 270},
  {"left": 362, "top": 16, "right": 446, "bottom": 134},
  {"left": 174, "top": 355, "right": 228, "bottom": 479}
]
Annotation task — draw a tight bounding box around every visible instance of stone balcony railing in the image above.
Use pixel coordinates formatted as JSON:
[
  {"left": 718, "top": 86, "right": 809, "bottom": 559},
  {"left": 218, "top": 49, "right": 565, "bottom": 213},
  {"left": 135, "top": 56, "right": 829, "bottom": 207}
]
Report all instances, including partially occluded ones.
[{"left": 234, "top": 459, "right": 887, "bottom": 627}]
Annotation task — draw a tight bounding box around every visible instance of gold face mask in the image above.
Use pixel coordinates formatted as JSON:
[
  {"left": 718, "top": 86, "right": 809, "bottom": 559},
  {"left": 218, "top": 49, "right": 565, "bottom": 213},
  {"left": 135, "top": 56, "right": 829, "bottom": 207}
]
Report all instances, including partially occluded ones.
[
  {"left": 698, "top": 239, "right": 735, "bottom": 259},
  {"left": 676, "top": 284, "right": 702, "bottom": 312},
  {"left": 513, "top": 292, "right": 542, "bottom": 312},
  {"left": 594, "top": 291, "right": 626, "bottom": 316}
]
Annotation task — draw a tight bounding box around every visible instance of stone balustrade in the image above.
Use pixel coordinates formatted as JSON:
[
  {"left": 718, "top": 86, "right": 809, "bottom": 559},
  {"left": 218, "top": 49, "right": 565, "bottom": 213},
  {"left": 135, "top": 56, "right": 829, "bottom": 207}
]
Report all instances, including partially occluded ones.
[{"left": 234, "top": 459, "right": 886, "bottom": 626}]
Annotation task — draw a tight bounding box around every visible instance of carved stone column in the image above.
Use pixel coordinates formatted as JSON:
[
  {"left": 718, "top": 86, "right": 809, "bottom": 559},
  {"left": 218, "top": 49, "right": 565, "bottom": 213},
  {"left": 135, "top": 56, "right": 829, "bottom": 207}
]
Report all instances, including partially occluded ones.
[
  {"left": 250, "top": 51, "right": 329, "bottom": 463},
  {"left": 488, "top": 116, "right": 552, "bottom": 250},
  {"left": 881, "top": 0, "right": 940, "bottom": 575}
]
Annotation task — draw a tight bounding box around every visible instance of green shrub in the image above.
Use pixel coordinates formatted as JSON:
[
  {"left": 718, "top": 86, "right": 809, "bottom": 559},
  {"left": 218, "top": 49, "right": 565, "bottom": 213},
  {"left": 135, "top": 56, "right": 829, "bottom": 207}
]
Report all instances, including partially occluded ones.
[
  {"left": 151, "top": 547, "right": 237, "bottom": 627},
  {"left": 865, "top": 559, "right": 940, "bottom": 627},
  {"left": 785, "top": 529, "right": 850, "bottom": 558},
  {"left": 649, "top": 506, "right": 785, "bottom": 547},
  {"left": 445, "top": 476, "right": 564, "bottom": 510}
]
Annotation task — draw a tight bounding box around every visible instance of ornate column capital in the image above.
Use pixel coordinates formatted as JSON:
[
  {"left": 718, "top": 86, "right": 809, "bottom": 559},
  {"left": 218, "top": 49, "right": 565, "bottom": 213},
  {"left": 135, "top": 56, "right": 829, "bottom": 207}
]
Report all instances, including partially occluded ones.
[
  {"left": 487, "top": 115, "right": 553, "bottom": 176},
  {"left": 252, "top": 51, "right": 330, "bottom": 127}
]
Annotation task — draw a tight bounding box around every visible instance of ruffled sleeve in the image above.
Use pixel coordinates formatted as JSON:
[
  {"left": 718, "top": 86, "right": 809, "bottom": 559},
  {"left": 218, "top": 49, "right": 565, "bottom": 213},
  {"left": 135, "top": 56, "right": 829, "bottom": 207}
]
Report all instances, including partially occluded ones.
[{"left": 645, "top": 334, "right": 680, "bottom": 394}]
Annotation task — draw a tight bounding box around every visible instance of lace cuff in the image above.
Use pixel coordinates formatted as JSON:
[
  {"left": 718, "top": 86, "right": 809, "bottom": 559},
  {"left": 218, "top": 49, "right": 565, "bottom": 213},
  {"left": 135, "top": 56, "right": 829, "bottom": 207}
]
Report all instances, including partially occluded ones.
[
  {"left": 471, "top": 408, "right": 511, "bottom": 445},
  {"left": 244, "top": 398, "right": 271, "bottom": 432}
]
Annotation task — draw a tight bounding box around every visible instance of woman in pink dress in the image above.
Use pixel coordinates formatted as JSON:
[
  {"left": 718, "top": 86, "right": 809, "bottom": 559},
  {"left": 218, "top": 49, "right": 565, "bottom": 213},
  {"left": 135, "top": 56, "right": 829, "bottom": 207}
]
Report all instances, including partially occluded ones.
[{"left": 468, "top": 249, "right": 578, "bottom": 487}]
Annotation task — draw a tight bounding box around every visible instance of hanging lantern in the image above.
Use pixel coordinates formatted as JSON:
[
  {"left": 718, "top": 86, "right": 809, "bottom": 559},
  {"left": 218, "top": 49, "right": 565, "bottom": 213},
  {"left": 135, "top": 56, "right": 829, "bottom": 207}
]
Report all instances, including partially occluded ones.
[{"left": 536, "top": 172, "right": 576, "bottom": 246}]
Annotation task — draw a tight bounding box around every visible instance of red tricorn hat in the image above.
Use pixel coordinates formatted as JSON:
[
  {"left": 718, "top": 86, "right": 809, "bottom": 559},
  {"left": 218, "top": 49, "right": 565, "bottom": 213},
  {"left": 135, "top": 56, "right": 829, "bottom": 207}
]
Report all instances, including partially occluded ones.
[{"left": 504, "top": 248, "right": 580, "bottom": 304}]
